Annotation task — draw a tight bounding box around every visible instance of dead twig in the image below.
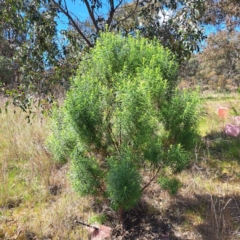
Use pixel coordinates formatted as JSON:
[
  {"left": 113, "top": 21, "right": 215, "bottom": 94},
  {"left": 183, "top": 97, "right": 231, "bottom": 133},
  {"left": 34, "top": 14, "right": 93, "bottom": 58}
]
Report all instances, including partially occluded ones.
[{"left": 75, "top": 220, "right": 99, "bottom": 230}]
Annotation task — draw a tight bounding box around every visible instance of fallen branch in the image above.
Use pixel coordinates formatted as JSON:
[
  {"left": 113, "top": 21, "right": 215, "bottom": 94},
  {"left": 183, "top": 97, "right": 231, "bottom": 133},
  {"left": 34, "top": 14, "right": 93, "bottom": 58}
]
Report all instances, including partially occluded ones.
[{"left": 74, "top": 220, "right": 99, "bottom": 230}]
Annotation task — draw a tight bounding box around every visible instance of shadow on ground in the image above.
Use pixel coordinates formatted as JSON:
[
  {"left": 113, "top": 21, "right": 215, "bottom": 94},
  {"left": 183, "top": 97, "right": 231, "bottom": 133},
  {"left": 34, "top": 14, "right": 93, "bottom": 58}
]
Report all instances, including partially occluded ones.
[
  {"left": 166, "top": 193, "right": 240, "bottom": 240},
  {"left": 108, "top": 193, "right": 240, "bottom": 240},
  {"left": 111, "top": 200, "right": 179, "bottom": 240}
]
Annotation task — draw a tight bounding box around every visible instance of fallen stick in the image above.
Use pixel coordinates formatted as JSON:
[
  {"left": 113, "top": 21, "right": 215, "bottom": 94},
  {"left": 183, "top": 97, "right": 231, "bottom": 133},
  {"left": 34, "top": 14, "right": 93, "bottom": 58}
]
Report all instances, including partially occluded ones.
[{"left": 74, "top": 220, "right": 99, "bottom": 230}]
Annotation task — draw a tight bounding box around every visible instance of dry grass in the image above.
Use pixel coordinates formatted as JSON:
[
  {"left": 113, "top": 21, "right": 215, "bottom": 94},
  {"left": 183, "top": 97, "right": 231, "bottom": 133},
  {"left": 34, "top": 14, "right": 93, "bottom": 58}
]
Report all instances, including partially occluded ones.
[
  {"left": 0, "top": 101, "right": 93, "bottom": 239},
  {"left": 0, "top": 104, "right": 50, "bottom": 207}
]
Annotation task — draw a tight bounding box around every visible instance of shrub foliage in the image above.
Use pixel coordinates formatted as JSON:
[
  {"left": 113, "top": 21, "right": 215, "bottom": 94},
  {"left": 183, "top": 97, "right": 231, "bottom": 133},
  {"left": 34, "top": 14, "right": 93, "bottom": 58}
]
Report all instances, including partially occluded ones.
[
  {"left": 158, "top": 176, "right": 182, "bottom": 195},
  {"left": 48, "top": 32, "right": 201, "bottom": 215}
]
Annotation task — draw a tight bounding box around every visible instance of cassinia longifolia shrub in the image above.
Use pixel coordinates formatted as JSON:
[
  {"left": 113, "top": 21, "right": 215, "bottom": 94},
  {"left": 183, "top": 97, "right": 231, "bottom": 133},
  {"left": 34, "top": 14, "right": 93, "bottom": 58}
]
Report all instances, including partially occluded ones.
[{"left": 47, "top": 32, "right": 201, "bottom": 215}]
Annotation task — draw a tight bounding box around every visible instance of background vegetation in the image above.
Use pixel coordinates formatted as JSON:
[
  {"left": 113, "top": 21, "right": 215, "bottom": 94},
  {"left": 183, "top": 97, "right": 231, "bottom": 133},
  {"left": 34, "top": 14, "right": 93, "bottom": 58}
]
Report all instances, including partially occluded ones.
[
  {"left": 0, "top": 0, "right": 240, "bottom": 105},
  {"left": 178, "top": 30, "right": 240, "bottom": 92}
]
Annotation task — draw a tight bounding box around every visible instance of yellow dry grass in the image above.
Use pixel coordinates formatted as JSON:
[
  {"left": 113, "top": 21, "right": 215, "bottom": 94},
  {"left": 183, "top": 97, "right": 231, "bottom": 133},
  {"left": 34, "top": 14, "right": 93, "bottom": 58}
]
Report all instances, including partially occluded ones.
[{"left": 0, "top": 101, "right": 92, "bottom": 239}]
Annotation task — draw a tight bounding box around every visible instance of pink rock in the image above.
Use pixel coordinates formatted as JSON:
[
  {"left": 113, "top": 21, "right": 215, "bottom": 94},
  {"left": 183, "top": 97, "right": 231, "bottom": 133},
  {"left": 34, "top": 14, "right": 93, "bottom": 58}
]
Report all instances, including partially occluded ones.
[
  {"left": 88, "top": 225, "right": 112, "bottom": 240},
  {"left": 224, "top": 124, "right": 240, "bottom": 137},
  {"left": 234, "top": 116, "right": 240, "bottom": 126}
]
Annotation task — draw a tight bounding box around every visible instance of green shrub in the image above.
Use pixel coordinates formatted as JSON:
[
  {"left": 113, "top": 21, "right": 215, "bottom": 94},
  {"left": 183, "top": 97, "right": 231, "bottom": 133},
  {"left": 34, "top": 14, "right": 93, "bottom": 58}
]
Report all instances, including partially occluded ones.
[
  {"left": 107, "top": 153, "right": 141, "bottom": 211},
  {"left": 89, "top": 214, "right": 108, "bottom": 225},
  {"left": 162, "top": 89, "right": 201, "bottom": 150},
  {"left": 164, "top": 144, "right": 190, "bottom": 173},
  {"left": 47, "top": 107, "right": 78, "bottom": 163},
  {"left": 158, "top": 177, "right": 182, "bottom": 195},
  {"left": 48, "top": 32, "right": 201, "bottom": 219},
  {"left": 71, "top": 155, "right": 104, "bottom": 196}
]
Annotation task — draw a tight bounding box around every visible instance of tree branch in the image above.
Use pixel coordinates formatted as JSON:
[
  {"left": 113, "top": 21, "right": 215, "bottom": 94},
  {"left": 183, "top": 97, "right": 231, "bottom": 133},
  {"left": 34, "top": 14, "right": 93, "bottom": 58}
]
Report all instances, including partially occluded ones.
[
  {"left": 107, "top": 124, "right": 120, "bottom": 154},
  {"left": 140, "top": 164, "right": 161, "bottom": 192},
  {"left": 110, "top": 0, "right": 140, "bottom": 30},
  {"left": 83, "top": 0, "right": 100, "bottom": 33},
  {"left": 106, "top": 0, "right": 123, "bottom": 27},
  {"left": 51, "top": 0, "right": 94, "bottom": 47}
]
